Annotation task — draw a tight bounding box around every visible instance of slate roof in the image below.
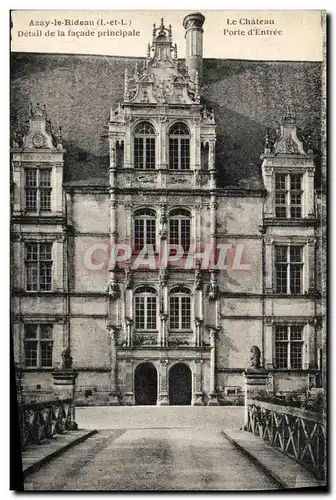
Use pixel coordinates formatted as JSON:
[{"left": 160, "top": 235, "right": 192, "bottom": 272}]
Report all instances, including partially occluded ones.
[{"left": 11, "top": 53, "right": 322, "bottom": 191}]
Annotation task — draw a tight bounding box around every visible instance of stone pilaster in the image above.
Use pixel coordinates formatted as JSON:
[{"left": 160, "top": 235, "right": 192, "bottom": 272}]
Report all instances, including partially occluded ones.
[
  {"left": 107, "top": 325, "right": 120, "bottom": 405},
  {"left": 123, "top": 359, "right": 135, "bottom": 405},
  {"left": 52, "top": 368, "right": 78, "bottom": 430},
  {"left": 160, "top": 313, "right": 168, "bottom": 347},
  {"left": 125, "top": 318, "right": 133, "bottom": 347},
  {"left": 243, "top": 367, "right": 269, "bottom": 429},
  {"left": 208, "top": 327, "right": 220, "bottom": 405},
  {"left": 192, "top": 359, "right": 204, "bottom": 406},
  {"left": 158, "top": 359, "right": 169, "bottom": 405}
]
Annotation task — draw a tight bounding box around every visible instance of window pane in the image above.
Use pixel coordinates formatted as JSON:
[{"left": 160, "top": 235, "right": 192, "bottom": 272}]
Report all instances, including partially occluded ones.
[
  {"left": 40, "top": 170, "right": 51, "bottom": 187},
  {"left": 39, "top": 262, "right": 52, "bottom": 291},
  {"left": 169, "top": 296, "right": 180, "bottom": 329},
  {"left": 26, "top": 262, "right": 38, "bottom": 291},
  {"left": 40, "top": 190, "right": 51, "bottom": 211},
  {"left": 275, "top": 246, "right": 287, "bottom": 263},
  {"left": 290, "top": 264, "right": 302, "bottom": 294},
  {"left": 41, "top": 341, "right": 53, "bottom": 367},
  {"left": 275, "top": 342, "right": 288, "bottom": 368},
  {"left": 134, "top": 137, "right": 144, "bottom": 169},
  {"left": 26, "top": 243, "right": 38, "bottom": 261},
  {"left": 290, "top": 174, "right": 302, "bottom": 191},
  {"left": 169, "top": 138, "right": 179, "bottom": 170},
  {"left": 181, "top": 296, "right": 191, "bottom": 329},
  {"left": 290, "top": 205, "right": 302, "bottom": 218},
  {"left": 134, "top": 219, "right": 144, "bottom": 251},
  {"left": 25, "top": 169, "right": 37, "bottom": 187},
  {"left": 169, "top": 219, "right": 179, "bottom": 245},
  {"left": 180, "top": 219, "right": 190, "bottom": 251},
  {"left": 145, "top": 219, "right": 156, "bottom": 247},
  {"left": 145, "top": 138, "right": 155, "bottom": 170},
  {"left": 40, "top": 324, "right": 53, "bottom": 339},
  {"left": 25, "top": 189, "right": 37, "bottom": 211},
  {"left": 291, "top": 325, "right": 303, "bottom": 341},
  {"left": 180, "top": 138, "right": 190, "bottom": 170},
  {"left": 290, "top": 342, "right": 303, "bottom": 369},
  {"left": 290, "top": 246, "right": 302, "bottom": 263},
  {"left": 275, "top": 174, "right": 286, "bottom": 190},
  {"left": 40, "top": 243, "right": 52, "bottom": 260},
  {"left": 146, "top": 297, "right": 157, "bottom": 330},
  {"left": 135, "top": 296, "right": 145, "bottom": 329},
  {"left": 25, "top": 341, "right": 38, "bottom": 367},
  {"left": 276, "top": 264, "right": 287, "bottom": 294},
  {"left": 24, "top": 324, "right": 38, "bottom": 339},
  {"left": 276, "top": 206, "right": 287, "bottom": 218},
  {"left": 275, "top": 325, "right": 288, "bottom": 341}
]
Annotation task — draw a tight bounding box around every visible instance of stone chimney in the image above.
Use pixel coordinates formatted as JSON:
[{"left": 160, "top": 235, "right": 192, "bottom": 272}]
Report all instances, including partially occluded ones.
[{"left": 183, "top": 12, "right": 205, "bottom": 84}]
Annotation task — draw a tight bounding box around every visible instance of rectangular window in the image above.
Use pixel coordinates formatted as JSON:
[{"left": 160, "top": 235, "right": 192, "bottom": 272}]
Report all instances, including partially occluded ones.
[
  {"left": 169, "top": 295, "right": 191, "bottom": 330},
  {"left": 275, "top": 173, "right": 302, "bottom": 218},
  {"left": 168, "top": 218, "right": 191, "bottom": 252},
  {"left": 275, "top": 245, "right": 303, "bottom": 294},
  {"left": 25, "top": 242, "right": 53, "bottom": 292},
  {"left": 134, "top": 138, "right": 155, "bottom": 170},
  {"left": 275, "top": 325, "right": 303, "bottom": 369},
  {"left": 169, "top": 138, "right": 179, "bottom": 170},
  {"left": 24, "top": 324, "right": 53, "bottom": 368},
  {"left": 25, "top": 168, "right": 52, "bottom": 213},
  {"left": 169, "top": 296, "right": 180, "bottom": 330},
  {"left": 134, "top": 296, "right": 157, "bottom": 330}
]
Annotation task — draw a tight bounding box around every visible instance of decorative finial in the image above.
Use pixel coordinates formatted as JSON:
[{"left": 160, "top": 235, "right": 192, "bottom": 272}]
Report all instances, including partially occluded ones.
[
  {"left": 264, "top": 129, "right": 271, "bottom": 153},
  {"left": 124, "top": 68, "right": 129, "bottom": 101},
  {"left": 57, "top": 126, "right": 63, "bottom": 146},
  {"left": 160, "top": 18, "right": 164, "bottom": 29},
  {"left": 194, "top": 71, "right": 200, "bottom": 102},
  {"left": 168, "top": 24, "right": 172, "bottom": 40},
  {"left": 174, "top": 43, "right": 177, "bottom": 58},
  {"left": 147, "top": 42, "right": 151, "bottom": 58},
  {"left": 282, "top": 104, "right": 296, "bottom": 125}
]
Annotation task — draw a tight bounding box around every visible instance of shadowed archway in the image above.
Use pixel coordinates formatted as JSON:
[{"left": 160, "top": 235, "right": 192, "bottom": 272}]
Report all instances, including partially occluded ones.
[
  {"left": 134, "top": 362, "right": 158, "bottom": 405},
  {"left": 169, "top": 363, "right": 192, "bottom": 405}
]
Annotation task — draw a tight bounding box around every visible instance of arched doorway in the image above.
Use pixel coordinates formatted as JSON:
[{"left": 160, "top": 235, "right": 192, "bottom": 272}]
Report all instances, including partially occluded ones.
[
  {"left": 169, "top": 363, "right": 192, "bottom": 405},
  {"left": 134, "top": 362, "right": 158, "bottom": 405}
]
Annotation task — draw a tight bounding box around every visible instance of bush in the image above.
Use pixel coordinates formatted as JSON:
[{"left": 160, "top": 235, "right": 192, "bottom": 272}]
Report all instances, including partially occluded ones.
[{"left": 252, "top": 389, "right": 324, "bottom": 413}]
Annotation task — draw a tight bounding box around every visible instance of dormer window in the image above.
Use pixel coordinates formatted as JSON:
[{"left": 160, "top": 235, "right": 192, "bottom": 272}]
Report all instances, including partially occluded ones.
[
  {"left": 169, "top": 122, "right": 190, "bottom": 170},
  {"left": 25, "top": 168, "right": 51, "bottom": 213},
  {"left": 275, "top": 173, "right": 302, "bottom": 218},
  {"left": 133, "top": 121, "right": 156, "bottom": 170}
]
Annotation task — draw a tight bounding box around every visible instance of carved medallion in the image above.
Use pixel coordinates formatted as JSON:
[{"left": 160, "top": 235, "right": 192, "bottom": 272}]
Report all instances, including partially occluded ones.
[{"left": 32, "top": 134, "right": 45, "bottom": 148}]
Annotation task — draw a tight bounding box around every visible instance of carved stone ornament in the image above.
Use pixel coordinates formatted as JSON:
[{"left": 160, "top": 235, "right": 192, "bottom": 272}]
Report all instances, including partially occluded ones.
[
  {"left": 61, "top": 347, "right": 73, "bottom": 369},
  {"left": 32, "top": 134, "right": 46, "bottom": 148},
  {"left": 208, "top": 272, "right": 219, "bottom": 300},
  {"left": 159, "top": 212, "right": 168, "bottom": 239},
  {"left": 194, "top": 261, "right": 203, "bottom": 291},
  {"left": 249, "top": 345, "right": 261, "bottom": 369},
  {"left": 159, "top": 267, "right": 168, "bottom": 287},
  {"left": 107, "top": 281, "right": 120, "bottom": 300},
  {"left": 124, "top": 266, "right": 133, "bottom": 289}
]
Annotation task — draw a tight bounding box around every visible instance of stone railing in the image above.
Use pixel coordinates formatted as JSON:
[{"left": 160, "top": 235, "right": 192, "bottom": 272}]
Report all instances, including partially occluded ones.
[
  {"left": 18, "top": 398, "right": 77, "bottom": 451},
  {"left": 246, "top": 398, "right": 326, "bottom": 480}
]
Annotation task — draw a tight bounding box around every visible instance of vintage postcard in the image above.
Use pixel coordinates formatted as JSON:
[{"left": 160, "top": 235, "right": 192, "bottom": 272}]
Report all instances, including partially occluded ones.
[{"left": 10, "top": 9, "right": 327, "bottom": 491}]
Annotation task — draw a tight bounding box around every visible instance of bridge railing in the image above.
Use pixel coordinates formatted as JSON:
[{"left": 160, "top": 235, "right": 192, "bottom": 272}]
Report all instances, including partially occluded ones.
[
  {"left": 246, "top": 398, "right": 326, "bottom": 480},
  {"left": 18, "top": 399, "right": 77, "bottom": 451}
]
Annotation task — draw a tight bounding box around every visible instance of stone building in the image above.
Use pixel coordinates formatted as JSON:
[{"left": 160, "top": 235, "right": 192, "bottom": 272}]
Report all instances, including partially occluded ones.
[{"left": 11, "top": 13, "right": 324, "bottom": 405}]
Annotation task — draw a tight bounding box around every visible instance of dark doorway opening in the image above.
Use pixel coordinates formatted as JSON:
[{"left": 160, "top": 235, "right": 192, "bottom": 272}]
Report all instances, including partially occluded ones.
[
  {"left": 169, "top": 363, "right": 192, "bottom": 405},
  {"left": 134, "top": 362, "right": 158, "bottom": 405}
]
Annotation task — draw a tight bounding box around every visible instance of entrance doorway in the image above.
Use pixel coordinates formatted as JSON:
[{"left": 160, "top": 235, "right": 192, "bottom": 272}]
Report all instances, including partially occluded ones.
[
  {"left": 169, "top": 363, "right": 192, "bottom": 405},
  {"left": 134, "top": 362, "right": 158, "bottom": 405}
]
